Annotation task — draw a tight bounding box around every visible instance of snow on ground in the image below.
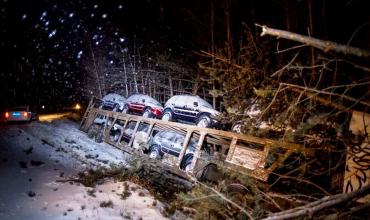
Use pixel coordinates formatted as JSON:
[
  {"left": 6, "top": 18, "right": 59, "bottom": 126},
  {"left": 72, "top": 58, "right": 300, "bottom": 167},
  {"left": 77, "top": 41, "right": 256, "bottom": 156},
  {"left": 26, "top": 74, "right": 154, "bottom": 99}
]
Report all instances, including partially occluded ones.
[
  {"left": 0, "top": 117, "right": 172, "bottom": 220},
  {"left": 25, "top": 118, "right": 127, "bottom": 168}
]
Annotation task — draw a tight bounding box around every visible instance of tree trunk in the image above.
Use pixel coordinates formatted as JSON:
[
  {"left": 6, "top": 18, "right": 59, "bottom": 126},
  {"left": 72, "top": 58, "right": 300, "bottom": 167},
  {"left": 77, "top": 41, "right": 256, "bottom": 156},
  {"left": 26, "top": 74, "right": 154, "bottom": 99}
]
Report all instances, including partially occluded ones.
[
  {"left": 307, "top": 0, "right": 316, "bottom": 79},
  {"left": 225, "top": 0, "right": 233, "bottom": 61},
  {"left": 89, "top": 40, "right": 103, "bottom": 98},
  {"left": 122, "top": 56, "right": 129, "bottom": 97}
]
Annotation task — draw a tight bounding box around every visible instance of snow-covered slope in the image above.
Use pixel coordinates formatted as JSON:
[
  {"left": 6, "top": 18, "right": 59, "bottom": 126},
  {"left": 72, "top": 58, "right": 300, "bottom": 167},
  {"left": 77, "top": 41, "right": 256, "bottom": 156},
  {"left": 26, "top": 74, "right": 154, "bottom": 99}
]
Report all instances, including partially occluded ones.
[{"left": 0, "top": 119, "right": 171, "bottom": 220}]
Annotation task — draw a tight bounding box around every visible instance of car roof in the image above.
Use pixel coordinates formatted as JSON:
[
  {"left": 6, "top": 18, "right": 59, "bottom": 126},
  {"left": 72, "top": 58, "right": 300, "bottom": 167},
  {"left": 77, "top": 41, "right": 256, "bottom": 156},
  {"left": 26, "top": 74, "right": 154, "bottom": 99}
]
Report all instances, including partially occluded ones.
[
  {"left": 128, "top": 94, "right": 161, "bottom": 105},
  {"left": 103, "top": 93, "right": 126, "bottom": 101},
  {"left": 166, "top": 95, "right": 213, "bottom": 108}
]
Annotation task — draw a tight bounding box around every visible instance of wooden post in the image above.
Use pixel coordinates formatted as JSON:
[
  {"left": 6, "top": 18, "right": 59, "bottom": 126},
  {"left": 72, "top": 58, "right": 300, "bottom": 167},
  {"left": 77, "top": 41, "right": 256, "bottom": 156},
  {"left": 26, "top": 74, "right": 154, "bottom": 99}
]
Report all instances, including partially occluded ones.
[
  {"left": 176, "top": 130, "right": 193, "bottom": 167},
  {"left": 189, "top": 132, "right": 206, "bottom": 173},
  {"left": 128, "top": 121, "right": 140, "bottom": 148}
]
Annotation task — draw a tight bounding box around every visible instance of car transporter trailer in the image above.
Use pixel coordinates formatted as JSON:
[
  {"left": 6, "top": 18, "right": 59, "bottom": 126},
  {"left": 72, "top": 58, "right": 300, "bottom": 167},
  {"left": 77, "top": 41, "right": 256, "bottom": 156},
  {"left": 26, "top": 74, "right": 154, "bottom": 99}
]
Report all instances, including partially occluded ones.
[{"left": 80, "top": 97, "right": 314, "bottom": 183}]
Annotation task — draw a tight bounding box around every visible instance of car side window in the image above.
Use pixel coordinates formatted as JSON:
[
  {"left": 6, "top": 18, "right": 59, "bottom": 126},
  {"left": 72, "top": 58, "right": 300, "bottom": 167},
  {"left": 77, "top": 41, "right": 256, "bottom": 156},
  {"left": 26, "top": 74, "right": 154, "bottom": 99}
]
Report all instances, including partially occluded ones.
[
  {"left": 157, "top": 131, "right": 166, "bottom": 139},
  {"left": 175, "top": 135, "right": 184, "bottom": 145},
  {"left": 163, "top": 132, "right": 174, "bottom": 140}
]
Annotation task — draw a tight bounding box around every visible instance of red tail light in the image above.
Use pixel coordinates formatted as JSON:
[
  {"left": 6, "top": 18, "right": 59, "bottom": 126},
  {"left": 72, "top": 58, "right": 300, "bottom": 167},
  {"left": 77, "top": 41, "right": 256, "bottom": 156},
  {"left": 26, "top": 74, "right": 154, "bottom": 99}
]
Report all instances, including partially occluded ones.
[
  {"left": 24, "top": 112, "right": 28, "bottom": 117},
  {"left": 5, "top": 112, "right": 9, "bottom": 118},
  {"left": 151, "top": 108, "right": 162, "bottom": 116}
]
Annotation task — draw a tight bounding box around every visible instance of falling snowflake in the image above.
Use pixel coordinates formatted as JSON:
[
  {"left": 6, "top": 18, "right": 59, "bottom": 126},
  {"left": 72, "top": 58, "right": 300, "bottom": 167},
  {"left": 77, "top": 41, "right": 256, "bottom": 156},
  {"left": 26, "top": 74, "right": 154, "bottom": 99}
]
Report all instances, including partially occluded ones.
[
  {"left": 77, "top": 51, "right": 83, "bottom": 59},
  {"left": 102, "top": 14, "right": 107, "bottom": 19},
  {"left": 68, "top": 12, "right": 74, "bottom": 18},
  {"left": 21, "top": 14, "right": 27, "bottom": 20},
  {"left": 48, "top": 30, "right": 56, "bottom": 38}
]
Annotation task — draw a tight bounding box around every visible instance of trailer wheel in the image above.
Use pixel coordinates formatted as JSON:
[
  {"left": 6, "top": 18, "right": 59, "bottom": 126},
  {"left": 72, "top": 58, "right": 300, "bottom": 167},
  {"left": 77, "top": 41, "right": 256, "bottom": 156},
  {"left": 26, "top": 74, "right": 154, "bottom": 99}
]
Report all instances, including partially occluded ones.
[
  {"left": 95, "top": 131, "right": 104, "bottom": 143},
  {"left": 198, "top": 163, "right": 221, "bottom": 182},
  {"left": 222, "top": 183, "right": 249, "bottom": 208},
  {"left": 149, "top": 145, "right": 160, "bottom": 159},
  {"left": 87, "top": 125, "right": 96, "bottom": 139}
]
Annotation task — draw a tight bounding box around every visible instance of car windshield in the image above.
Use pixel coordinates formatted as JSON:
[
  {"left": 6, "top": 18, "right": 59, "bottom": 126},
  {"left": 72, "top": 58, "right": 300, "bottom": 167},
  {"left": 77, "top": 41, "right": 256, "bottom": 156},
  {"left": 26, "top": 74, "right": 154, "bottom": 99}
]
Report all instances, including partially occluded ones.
[{"left": 197, "top": 98, "right": 213, "bottom": 108}]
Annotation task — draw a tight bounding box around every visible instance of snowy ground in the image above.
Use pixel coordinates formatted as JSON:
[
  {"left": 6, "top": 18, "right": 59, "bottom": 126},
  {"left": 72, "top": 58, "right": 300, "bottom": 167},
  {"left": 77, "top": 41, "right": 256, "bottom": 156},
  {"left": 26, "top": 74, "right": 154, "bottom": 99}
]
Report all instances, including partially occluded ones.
[{"left": 0, "top": 115, "right": 173, "bottom": 220}]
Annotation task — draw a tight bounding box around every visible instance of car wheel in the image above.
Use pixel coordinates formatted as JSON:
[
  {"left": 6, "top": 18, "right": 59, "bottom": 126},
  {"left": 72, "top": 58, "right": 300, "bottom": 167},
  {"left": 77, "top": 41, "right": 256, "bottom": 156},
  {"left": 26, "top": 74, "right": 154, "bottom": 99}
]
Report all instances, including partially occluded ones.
[
  {"left": 162, "top": 111, "right": 172, "bottom": 121},
  {"left": 87, "top": 125, "right": 96, "bottom": 139},
  {"left": 184, "top": 162, "right": 193, "bottom": 172},
  {"left": 197, "top": 115, "right": 211, "bottom": 128},
  {"left": 122, "top": 105, "right": 129, "bottom": 114},
  {"left": 142, "top": 108, "right": 152, "bottom": 118},
  {"left": 231, "top": 122, "right": 243, "bottom": 133},
  {"left": 180, "top": 154, "right": 193, "bottom": 170},
  {"left": 95, "top": 132, "right": 104, "bottom": 143},
  {"left": 149, "top": 147, "right": 160, "bottom": 159},
  {"left": 113, "top": 104, "right": 119, "bottom": 112},
  {"left": 113, "top": 133, "right": 120, "bottom": 142}
]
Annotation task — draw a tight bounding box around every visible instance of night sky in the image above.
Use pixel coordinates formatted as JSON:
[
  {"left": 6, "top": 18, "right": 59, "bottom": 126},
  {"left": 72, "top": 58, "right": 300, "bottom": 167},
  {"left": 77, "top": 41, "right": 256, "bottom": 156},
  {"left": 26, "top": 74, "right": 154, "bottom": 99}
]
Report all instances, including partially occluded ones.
[{"left": 1, "top": 0, "right": 369, "bottom": 110}]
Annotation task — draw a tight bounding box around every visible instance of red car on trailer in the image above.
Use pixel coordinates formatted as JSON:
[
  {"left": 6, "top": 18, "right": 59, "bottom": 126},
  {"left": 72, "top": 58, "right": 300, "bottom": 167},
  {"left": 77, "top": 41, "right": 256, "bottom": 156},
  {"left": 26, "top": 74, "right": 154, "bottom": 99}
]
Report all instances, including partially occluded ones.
[{"left": 122, "top": 94, "right": 163, "bottom": 119}]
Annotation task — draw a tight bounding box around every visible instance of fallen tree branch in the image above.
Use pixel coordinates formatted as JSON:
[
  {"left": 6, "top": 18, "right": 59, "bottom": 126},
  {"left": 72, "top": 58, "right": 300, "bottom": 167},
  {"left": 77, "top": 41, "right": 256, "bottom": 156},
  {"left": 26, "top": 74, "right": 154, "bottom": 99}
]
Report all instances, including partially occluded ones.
[
  {"left": 256, "top": 24, "right": 370, "bottom": 58},
  {"left": 188, "top": 176, "right": 255, "bottom": 219},
  {"left": 280, "top": 82, "right": 370, "bottom": 108},
  {"left": 262, "top": 184, "right": 370, "bottom": 220}
]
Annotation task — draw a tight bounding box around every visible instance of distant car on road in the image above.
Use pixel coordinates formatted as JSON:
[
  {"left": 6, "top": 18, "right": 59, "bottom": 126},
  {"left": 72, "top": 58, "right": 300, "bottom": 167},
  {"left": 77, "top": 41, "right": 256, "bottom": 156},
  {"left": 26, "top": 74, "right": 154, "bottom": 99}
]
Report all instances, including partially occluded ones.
[
  {"left": 162, "top": 95, "right": 220, "bottom": 128},
  {"left": 98, "top": 93, "right": 126, "bottom": 112},
  {"left": 122, "top": 94, "right": 163, "bottom": 119},
  {"left": 5, "top": 106, "right": 38, "bottom": 122},
  {"left": 147, "top": 130, "right": 196, "bottom": 171}
]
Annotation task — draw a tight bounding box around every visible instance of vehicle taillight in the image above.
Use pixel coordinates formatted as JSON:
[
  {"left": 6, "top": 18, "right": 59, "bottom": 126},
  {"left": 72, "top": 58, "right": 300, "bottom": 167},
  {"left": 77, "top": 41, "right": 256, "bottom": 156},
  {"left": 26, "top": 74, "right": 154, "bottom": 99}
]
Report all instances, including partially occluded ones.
[
  {"left": 151, "top": 108, "right": 162, "bottom": 116},
  {"left": 24, "top": 112, "right": 28, "bottom": 117},
  {"left": 5, "top": 112, "right": 9, "bottom": 118}
]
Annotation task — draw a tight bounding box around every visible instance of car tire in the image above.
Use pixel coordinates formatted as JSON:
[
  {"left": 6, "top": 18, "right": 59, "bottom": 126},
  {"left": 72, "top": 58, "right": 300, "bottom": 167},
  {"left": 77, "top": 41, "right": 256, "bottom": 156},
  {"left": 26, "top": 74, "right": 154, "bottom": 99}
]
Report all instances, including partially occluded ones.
[
  {"left": 113, "top": 132, "right": 120, "bottom": 142},
  {"left": 95, "top": 131, "right": 104, "bottom": 143},
  {"left": 161, "top": 110, "right": 172, "bottom": 121},
  {"left": 113, "top": 104, "right": 119, "bottom": 112},
  {"left": 197, "top": 114, "right": 211, "bottom": 128},
  {"left": 198, "top": 163, "right": 221, "bottom": 182},
  {"left": 142, "top": 108, "right": 152, "bottom": 118},
  {"left": 87, "top": 125, "right": 96, "bottom": 139},
  {"left": 180, "top": 154, "right": 193, "bottom": 170},
  {"left": 149, "top": 146, "right": 160, "bottom": 159},
  {"left": 231, "top": 122, "right": 243, "bottom": 133},
  {"left": 122, "top": 105, "right": 129, "bottom": 114}
]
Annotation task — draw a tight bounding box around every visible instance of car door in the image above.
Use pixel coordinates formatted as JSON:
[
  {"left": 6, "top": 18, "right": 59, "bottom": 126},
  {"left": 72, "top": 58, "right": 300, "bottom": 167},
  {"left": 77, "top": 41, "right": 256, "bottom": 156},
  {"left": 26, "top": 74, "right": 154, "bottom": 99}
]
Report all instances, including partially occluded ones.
[
  {"left": 160, "top": 132, "right": 176, "bottom": 155},
  {"left": 170, "top": 134, "right": 184, "bottom": 157}
]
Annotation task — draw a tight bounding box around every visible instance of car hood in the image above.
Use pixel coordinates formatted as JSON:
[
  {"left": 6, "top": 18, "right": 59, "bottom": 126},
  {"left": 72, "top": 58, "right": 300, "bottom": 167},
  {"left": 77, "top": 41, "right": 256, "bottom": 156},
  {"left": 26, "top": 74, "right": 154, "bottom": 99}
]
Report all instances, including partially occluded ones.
[
  {"left": 198, "top": 106, "right": 221, "bottom": 117},
  {"left": 146, "top": 102, "right": 164, "bottom": 110}
]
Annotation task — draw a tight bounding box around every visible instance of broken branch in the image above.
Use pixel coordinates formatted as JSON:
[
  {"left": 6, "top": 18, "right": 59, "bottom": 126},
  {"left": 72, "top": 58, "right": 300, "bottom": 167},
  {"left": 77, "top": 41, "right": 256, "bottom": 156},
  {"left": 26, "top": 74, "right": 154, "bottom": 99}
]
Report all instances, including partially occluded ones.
[
  {"left": 256, "top": 24, "right": 370, "bottom": 58},
  {"left": 262, "top": 184, "right": 370, "bottom": 220}
]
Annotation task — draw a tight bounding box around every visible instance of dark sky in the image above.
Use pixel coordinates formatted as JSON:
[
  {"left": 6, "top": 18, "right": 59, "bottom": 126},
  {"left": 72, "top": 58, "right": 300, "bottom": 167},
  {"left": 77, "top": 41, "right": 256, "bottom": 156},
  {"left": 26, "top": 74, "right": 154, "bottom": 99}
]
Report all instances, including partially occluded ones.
[{"left": 0, "top": 0, "right": 369, "bottom": 109}]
